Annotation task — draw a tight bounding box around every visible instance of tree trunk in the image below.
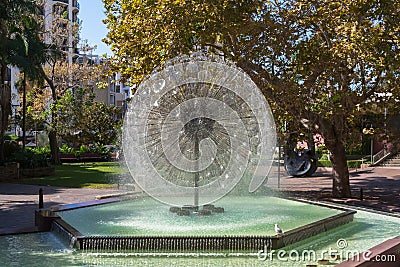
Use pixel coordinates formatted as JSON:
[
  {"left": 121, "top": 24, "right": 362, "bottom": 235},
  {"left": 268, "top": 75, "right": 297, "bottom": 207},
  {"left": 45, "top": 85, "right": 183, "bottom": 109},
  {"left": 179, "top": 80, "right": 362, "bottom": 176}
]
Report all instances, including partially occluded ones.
[
  {"left": 0, "top": 65, "right": 11, "bottom": 163},
  {"left": 41, "top": 67, "right": 60, "bottom": 165},
  {"left": 48, "top": 130, "right": 60, "bottom": 165},
  {"left": 319, "top": 116, "right": 352, "bottom": 198},
  {"left": 328, "top": 141, "right": 351, "bottom": 198},
  {"left": 22, "top": 73, "right": 26, "bottom": 150}
]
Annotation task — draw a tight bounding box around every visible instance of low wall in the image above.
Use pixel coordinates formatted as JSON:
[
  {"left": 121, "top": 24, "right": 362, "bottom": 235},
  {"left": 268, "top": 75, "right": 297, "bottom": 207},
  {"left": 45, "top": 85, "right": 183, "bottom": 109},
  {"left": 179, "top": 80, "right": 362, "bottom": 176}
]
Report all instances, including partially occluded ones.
[
  {"left": 59, "top": 153, "right": 105, "bottom": 163},
  {"left": 0, "top": 162, "right": 19, "bottom": 180},
  {"left": 0, "top": 163, "right": 55, "bottom": 180},
  {"left": 21, "top": 167, "right": 55, "bottom": 178}
]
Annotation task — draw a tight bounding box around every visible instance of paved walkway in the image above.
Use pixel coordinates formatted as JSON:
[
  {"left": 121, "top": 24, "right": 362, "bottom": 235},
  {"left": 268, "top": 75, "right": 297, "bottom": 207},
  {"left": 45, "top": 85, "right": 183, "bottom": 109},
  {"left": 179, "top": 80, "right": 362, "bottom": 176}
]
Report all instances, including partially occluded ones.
[
  {"left": 268, "top": 166, "right": 400, "bottom": 213},
  {"left": 0, "top": 184, "right": 125, "bottom": 235},
  {"left": 0, "top": 166, "right": 399, "bottom": 235}
]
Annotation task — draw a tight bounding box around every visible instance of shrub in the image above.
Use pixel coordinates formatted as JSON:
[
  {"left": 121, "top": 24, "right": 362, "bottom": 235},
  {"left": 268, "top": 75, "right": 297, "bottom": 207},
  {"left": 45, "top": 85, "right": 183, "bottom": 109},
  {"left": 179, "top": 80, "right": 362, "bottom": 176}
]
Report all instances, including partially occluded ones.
[
  {"left": 318, "top": 160, "right": 332, "bottom": 167},
  {"left": 11, "top": 149, "right": 51, "bottom": 169},
  {"left": 2, "top": 134, "right": 21, "bottom": 163},
  {"left": 318, "top": 159, "right": 363, "bottom": 168},
  {"left": 58, "top": 144, "right": 112, "bottom": 161},
  {"left": 30, "top": 146, "right": 51, "bottom": 156},
  {"left": 59, "top": 144, "right": 76, "bottom": 154},
  {"left": 347, "top": 160, "right": 362, "bottom": 168},
  {"left": 319, "top": 154, "right": 329, "bottom": 160},
  {"left": 316, "top": 144, "right": 328, "bottom": 155}
]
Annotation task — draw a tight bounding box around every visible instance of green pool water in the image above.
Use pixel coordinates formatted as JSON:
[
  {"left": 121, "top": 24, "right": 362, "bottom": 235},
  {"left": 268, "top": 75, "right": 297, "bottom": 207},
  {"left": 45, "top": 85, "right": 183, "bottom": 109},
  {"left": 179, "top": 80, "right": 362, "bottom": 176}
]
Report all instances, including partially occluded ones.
[{"left": 56, "top": 196, "right": 342, "bottom": 237}]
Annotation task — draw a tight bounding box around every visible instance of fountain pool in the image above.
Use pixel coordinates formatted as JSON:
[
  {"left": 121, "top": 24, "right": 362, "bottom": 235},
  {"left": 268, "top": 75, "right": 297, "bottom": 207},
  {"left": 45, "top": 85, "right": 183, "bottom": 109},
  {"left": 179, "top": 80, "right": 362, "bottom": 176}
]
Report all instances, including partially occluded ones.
[
  {"left": 56, "top": 196, "right": 343, "bottom": 237},
  {"left": 1, "top": 206, "right": 399, "bottom": 266},
  {"left": 38, "top": 195, "right": 355, "bottom": 252}
]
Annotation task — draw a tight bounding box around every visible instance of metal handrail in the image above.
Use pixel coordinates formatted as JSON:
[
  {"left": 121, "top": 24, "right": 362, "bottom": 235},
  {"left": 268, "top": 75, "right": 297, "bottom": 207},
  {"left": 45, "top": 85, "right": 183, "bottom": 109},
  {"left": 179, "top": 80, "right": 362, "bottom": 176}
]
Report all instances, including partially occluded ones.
[{"left": 372, "top": 149, "right": 391, "bottom": 164}]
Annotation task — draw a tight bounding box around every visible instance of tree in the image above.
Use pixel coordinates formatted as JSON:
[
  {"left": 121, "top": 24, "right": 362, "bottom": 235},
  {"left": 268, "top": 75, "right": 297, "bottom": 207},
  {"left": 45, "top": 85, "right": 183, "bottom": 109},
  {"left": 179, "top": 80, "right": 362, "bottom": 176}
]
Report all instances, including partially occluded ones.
[
  {"left": 48, "top": 87, "right": 121, "bottom": 146},
  {"left": 37, "top": 0, "right": 81, "bottom": 164},
  {"left": 0, "top": 0, "right": 47, "bottom": 162},
  {"left": 104, "top": 0, "right": 400, "bottom": 197},
  {"left": 24, "top": 61, "right": 107, "bottom": 150},
  {"left": 81, "top": 102, "right": 122, "bottom": 146}
]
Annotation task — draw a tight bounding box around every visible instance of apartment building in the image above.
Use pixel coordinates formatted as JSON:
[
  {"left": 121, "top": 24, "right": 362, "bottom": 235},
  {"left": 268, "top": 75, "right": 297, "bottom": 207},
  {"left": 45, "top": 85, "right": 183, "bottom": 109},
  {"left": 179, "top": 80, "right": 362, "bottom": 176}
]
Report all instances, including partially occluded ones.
[
  {"left": 8, "top": 0, "right": 80, "bottom": 136},
  {"left": 76, "top": 51, "right": 131, "bottom": 119},
  {"left": 93, "top": 71, "right": 131, "bottom": 119},
  {"left": 8, "top": 0, "right": 130, "bottom": 141},
  {"left": 42, "top": 0, "right": 80, "bottom": 64}
]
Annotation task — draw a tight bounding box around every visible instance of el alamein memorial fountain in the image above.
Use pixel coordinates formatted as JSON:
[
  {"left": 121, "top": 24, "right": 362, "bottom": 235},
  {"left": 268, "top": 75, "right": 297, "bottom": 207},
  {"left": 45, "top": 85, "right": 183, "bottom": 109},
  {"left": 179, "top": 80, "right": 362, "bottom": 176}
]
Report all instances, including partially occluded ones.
[{"left": 30, "top": 54, "right": 400, "bottom": 266}]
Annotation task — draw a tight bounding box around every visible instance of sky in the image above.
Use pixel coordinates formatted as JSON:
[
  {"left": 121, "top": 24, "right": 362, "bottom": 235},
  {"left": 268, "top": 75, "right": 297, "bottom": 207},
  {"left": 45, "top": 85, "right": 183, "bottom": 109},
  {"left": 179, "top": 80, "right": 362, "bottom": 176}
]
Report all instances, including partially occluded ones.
[{"left": 78, "top": 0, "right": 112, "bottom": 56}]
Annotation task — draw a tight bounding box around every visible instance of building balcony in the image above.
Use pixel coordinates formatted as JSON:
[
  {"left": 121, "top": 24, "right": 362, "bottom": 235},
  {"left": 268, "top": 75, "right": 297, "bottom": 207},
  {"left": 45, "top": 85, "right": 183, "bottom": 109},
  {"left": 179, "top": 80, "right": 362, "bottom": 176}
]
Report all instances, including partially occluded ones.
[
  {"left": 54, "top": 0, "right": 69, "bottom": 5},
  {"left": 73, "top": 0, "right": 80, "bottom": 9}
]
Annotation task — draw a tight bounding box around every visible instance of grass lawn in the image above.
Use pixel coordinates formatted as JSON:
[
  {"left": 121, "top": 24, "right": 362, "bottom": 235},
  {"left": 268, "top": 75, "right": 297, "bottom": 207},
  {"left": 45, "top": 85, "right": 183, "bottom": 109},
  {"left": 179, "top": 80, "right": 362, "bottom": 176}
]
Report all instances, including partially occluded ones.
[{"left": 17, "top": 162, "right": 126, "bottom": 189}]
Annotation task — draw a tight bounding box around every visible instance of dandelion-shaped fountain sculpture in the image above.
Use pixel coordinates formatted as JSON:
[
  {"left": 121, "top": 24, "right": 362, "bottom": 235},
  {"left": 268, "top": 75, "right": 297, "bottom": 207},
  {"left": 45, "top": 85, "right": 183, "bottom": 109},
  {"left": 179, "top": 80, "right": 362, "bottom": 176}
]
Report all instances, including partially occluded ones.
[{"left": 123, "top": 54, "right": 276, "bottom": 213}]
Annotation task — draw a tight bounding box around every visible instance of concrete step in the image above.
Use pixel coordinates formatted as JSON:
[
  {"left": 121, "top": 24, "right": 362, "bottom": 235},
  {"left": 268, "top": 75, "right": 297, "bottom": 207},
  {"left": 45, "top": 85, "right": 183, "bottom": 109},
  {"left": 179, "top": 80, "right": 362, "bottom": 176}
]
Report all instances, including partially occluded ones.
[
  {"left": 381, "top": 163, "right": 400, "bottom": 167},
  {"left": 375, "top": 152, "right": 400, "bottom": 167},
  {"left": 386, "top": 159, "right": 400, "bottom": 163}
]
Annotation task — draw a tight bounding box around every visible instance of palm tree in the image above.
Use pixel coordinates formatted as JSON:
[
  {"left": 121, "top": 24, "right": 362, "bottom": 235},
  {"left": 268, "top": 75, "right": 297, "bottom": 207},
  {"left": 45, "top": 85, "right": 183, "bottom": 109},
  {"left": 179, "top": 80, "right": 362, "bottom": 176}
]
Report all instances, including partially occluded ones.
[{"left": 0, "top": 0, "right": 47, "bottom": 162}]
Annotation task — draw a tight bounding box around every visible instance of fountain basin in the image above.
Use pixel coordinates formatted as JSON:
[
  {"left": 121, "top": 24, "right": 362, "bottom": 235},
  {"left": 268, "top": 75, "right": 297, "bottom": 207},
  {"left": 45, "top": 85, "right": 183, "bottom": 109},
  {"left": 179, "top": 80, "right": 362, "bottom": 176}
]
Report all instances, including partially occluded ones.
[
  {"left": 37, "top": 196, "right": 356, "bottom": 251},
  {"left": 2, "top": 203, "right": 398, "bottom": 266}
]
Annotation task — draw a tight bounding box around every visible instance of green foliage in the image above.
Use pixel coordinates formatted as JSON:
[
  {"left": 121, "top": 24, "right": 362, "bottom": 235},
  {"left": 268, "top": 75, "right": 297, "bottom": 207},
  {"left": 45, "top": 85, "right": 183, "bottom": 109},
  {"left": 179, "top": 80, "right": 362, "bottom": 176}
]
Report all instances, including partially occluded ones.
[
  {"left": 77, "top": 145, "right": 110, "bottom": 156},
  {"left": 0, "top": 0, "right": 47, "bottom": 78},
  {"left": 0, "top": 0, "right": 47, "bottom": 162},
  {"left": 318, "top": 160, "right": 331, "bottom": 167},
  {"left": 30, "top": 146, "right": 51, "bottom": 156},
  {"left": 59, "top": 144, "right": 113, "bottom": 159},
  {"left": 2, "top": 140, "right": 20, "bottom": 161},
  {"left": 78, "top": 145, "right": 91, "bottom": 154},
  {"left": 319, "top": 154, "right": 329, "bottom": 161},
  {"left": 59, "top": 144, "right": 76, "bottom": 154},
  {"left": 318, "top": 159, "right": 363, "bottom": 169},
  {"left": 103, "top": 0, "right": 400, "bottom": 141},
  {"left": 347, "top": 160, "right": 363, "bottom": 169},
  {"left": 81, "top": 102, "right": 122, "bottom": 146},
  {"left": 4, "top": 134, "right": 19, "bottom": 141},
  {"left": 11, "top": 148, "right": 51, "bottom": 169},
  {"left": 103, "top": 0, "right": 400, "bottom": 197},
  {"left": 51, "top": 89, "right": 122, "bottom": 146},
  {"left": 316, "top": 145, "right": 328, "bottom": 155}
]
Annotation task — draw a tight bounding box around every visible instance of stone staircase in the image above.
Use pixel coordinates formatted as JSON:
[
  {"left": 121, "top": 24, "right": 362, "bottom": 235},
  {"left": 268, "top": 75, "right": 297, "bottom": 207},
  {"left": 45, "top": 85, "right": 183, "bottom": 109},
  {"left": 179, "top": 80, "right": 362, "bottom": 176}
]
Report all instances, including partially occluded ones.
[{"left": 379, "top": 152, "right": 400, "bottom": 167}]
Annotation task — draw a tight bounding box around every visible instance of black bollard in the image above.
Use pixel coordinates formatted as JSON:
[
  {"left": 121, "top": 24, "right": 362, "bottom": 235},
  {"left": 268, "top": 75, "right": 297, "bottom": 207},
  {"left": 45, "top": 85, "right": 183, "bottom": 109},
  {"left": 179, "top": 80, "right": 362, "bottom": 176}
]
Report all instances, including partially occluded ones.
[
  {"left": 359, "top": 187, "right": 363, "bottom": 201},
  {"left": 39, "top": 188, "right": 44, "bottom": 209}
]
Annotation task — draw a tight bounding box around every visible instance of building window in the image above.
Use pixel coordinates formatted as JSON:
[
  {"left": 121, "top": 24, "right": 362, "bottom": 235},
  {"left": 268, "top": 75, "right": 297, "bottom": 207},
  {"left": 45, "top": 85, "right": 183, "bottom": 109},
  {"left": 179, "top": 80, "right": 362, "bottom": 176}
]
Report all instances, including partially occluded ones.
[
  {"left": 110, "top": 95, "right": 115, "bottom": 105},
  {"left": 116, "top": 85, "right": 120, "bottom": 93},
  {"left": 116, "top": 100, "right": 124, "bottom": 108}
]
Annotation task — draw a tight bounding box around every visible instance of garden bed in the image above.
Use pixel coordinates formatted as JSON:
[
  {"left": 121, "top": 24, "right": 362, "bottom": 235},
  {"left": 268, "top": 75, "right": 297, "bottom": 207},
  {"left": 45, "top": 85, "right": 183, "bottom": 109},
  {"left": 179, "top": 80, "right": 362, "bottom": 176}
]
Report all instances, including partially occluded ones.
[
  {"left": 59, "top": 153, "right": 106, "bottom": 163},
  {"left": 20, "top": 167, "right": 55, "bottom": 178},
  {"left": 0, "top": 162, "right": 19, "bottom": 180}
]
